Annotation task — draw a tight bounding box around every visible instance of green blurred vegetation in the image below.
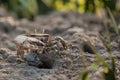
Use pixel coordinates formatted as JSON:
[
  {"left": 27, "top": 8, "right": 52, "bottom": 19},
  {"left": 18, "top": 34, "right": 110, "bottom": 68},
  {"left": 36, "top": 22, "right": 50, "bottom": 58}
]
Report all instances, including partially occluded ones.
[{"left": 0, "top": 0, "right": 118, "bottom": 19}]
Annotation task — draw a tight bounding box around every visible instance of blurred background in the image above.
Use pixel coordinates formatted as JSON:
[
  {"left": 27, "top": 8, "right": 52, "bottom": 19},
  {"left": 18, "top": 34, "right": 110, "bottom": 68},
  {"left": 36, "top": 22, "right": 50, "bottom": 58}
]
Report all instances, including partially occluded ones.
[{"left": 0, "top": 0, "right": 120, "bottom": 20}]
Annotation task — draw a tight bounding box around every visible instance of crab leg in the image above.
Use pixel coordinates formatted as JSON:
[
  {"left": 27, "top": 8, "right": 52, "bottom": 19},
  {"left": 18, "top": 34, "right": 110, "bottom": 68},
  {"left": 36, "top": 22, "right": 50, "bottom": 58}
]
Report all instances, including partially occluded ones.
[{"left": 25, "top": 34, "right": 49, "bottom": 37}]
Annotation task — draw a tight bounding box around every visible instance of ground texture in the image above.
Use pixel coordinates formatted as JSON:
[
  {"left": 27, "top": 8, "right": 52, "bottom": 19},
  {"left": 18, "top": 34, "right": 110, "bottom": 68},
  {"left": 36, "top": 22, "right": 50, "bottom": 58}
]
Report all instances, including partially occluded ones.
[{"left": 0, "top": 11, "right": 120, "bottom": 80}]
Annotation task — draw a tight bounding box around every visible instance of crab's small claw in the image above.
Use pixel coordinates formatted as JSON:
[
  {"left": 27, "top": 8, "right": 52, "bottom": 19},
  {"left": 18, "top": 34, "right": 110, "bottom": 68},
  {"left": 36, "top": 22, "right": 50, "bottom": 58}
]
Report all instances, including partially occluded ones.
[{"left": 55, "top": 36, "right": 67, "bottom": 50}]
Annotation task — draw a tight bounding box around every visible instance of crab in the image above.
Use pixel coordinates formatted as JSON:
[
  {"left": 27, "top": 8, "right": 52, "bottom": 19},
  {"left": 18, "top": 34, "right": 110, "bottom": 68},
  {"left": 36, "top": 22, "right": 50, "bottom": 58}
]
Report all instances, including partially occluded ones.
[{"left": 14, "top": 33, "right": 67, "bottom": 62}]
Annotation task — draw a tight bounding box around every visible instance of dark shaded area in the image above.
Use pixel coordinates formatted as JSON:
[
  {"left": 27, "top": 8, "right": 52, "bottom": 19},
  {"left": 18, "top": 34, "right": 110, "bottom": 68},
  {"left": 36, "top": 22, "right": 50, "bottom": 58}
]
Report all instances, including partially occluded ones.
[
  {"left": 38, "top": 53, "right": 55, "bottom": 69},
  {"left": 85, "top": 0, "right": 96, "bottom": 12},
  {"left": 36, "top": 0, "right": 53, "bottom": 14}
]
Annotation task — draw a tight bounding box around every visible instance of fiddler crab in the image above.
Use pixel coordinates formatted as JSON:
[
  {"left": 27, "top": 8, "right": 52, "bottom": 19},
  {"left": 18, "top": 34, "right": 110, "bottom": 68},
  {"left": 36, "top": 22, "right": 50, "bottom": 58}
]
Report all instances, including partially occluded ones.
[{"left": 14, "top": 32, "right": 67, "bottom": 67}]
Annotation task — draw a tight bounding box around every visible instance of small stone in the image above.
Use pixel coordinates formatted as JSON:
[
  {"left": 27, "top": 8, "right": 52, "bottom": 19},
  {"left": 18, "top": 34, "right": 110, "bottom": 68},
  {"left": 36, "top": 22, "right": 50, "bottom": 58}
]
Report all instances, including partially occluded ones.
[
  {"left": 6, "top": 55, "right": 17, "bottom": 63},
  {"left": 0, "top": 48, "right": 10, "bottom": 59},
  {"left": 26, "top": 50, "right": 42, "bottom": 67}
]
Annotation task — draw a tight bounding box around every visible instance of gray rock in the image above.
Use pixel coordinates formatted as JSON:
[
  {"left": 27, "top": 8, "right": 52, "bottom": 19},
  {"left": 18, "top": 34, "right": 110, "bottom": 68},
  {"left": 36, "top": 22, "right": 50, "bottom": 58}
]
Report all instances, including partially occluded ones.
[
  {"left": 0, "top": 48, "right": 10, "bottom": 59},
  {"left": 6, "top": 55, "right": 17, "bottom": 63},
  {"left": 26, "top": 50, "right": 42, "bottom": 67}
]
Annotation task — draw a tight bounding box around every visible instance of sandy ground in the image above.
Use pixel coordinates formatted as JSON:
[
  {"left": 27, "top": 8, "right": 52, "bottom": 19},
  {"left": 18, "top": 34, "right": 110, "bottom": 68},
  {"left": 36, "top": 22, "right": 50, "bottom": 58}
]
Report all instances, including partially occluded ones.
[{"left": 0, "top": 11, "right": 120, "bottom": 80}]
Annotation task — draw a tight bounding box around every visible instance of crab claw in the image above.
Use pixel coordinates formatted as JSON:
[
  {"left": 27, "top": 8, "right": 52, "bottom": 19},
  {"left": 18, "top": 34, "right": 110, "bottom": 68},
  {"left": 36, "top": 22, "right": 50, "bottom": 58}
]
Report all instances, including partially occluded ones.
[{"left": 55, "top": 36, "right": 67, "bottom": 50}]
